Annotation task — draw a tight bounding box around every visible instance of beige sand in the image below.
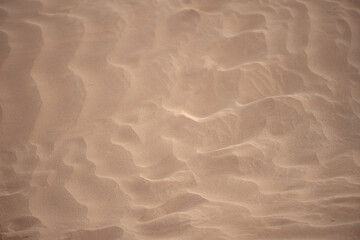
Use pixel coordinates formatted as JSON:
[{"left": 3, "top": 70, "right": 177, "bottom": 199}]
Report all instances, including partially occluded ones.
[{"left": 1, "top": 0, "right": 360, "bottom": 239}]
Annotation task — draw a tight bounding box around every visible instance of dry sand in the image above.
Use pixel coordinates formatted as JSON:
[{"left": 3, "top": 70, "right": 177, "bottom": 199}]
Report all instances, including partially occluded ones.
[{"left": 1, "top": 0, "right": 360, "bottom": 239}]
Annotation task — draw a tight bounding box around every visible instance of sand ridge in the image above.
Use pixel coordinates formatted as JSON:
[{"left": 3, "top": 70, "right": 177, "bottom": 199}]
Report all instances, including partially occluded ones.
[{"left": 0, "top": 0, "right": 360, "bottom": 239}]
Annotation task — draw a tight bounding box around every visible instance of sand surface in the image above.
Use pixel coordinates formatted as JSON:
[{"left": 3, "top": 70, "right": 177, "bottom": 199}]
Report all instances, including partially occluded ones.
[{"left": 1, "top": 0, "right": 360, "bottom": 239}]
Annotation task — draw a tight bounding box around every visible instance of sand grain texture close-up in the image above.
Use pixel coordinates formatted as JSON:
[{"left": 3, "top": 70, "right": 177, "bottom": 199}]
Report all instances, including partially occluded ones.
[{"left": 0, "top": 0, "right": 360, "bottom": 239}]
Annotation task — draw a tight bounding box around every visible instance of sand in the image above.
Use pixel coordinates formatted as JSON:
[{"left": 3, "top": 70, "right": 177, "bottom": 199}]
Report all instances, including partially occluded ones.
[{"left": 0, "top": 0, "right": 360, "bottom": 239}]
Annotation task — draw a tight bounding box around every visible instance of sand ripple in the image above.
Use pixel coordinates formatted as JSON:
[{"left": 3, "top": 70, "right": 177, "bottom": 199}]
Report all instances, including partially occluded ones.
[{"left": 1, "top": 0, "right": 360, "bottom": 239}]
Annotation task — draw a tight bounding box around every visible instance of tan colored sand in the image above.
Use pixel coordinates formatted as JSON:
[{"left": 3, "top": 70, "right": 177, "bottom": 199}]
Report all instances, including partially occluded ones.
[{"left": 1, "top": 0, "right": 360, "bottom": 239}]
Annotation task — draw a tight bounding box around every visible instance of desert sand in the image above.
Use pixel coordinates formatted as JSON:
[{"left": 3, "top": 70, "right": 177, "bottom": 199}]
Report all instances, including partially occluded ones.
[{"left": 1, "top": 0, "right": 360, "bottom": 239}]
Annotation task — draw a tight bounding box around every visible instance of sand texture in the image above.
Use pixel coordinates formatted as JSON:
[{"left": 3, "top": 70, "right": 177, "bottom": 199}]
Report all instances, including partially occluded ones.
[{"left": 1, "top": 0, "right": 360, "bottom": 239}]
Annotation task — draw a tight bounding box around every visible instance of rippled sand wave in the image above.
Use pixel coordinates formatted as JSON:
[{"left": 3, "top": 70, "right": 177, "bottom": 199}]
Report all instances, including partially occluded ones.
[{"left": 1, "top": 0, "right": 360, "bottom": 239}]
